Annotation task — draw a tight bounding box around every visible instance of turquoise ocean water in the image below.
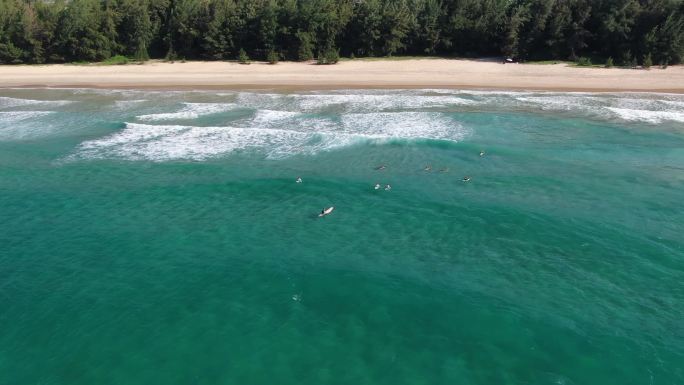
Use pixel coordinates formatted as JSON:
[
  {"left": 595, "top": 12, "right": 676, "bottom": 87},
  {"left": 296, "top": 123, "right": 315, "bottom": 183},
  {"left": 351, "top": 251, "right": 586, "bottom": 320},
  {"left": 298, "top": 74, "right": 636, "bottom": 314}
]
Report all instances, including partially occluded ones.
[{"left": 1, "top": 88, "right": 683, "bottom": 384}]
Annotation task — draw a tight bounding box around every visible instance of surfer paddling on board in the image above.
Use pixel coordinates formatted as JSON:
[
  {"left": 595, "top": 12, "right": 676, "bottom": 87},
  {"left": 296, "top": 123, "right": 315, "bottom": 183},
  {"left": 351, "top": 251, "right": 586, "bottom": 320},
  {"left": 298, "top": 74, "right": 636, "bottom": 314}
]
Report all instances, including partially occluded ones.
[
  {"left": 319, "top": 207, "right": 334, "bottom": 217},
  {"left": 296, "top": 177, "right": 302, "bottom": 183}
]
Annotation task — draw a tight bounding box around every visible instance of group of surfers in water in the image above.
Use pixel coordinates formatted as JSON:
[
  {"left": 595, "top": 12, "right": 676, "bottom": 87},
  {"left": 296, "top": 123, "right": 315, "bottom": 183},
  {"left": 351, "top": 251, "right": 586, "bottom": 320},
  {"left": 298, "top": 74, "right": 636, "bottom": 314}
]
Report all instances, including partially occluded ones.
[{"left": 303, "top": 150, "right": 485, "bottom": 217}]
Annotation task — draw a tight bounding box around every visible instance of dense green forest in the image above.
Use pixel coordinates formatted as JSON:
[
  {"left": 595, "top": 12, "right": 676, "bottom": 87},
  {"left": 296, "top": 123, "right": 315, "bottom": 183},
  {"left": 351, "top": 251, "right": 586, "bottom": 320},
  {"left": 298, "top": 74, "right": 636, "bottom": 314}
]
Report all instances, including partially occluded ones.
[{"left": 1, "top": 0, "right": 682, "bottom": 65}]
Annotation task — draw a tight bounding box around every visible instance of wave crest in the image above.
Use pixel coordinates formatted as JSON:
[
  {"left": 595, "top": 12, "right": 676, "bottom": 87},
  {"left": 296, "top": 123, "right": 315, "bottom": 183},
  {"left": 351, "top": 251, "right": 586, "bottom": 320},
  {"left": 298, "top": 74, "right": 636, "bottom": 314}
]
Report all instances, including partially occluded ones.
[
  {"left": 137, "top": 102, "right": 236, "bottom": 121},
  {"left": 0, "top": 96, "right": 72, "bottom": 109},
  {"left": 605, "top": 107, "right": 684, "bottom": 124},
  {"left": 73, "top": 110, "right": 467, "bottom": 161}
]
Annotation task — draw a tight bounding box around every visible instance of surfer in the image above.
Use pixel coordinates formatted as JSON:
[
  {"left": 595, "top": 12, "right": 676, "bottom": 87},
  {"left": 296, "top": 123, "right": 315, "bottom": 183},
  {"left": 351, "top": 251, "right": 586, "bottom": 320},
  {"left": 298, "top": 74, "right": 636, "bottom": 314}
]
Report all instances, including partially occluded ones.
[
  {"left": 296, "top": 177, "right": 302, "bottom": 183},
  {"left": 374, "top": 183, "right": 381, "bottom": 190},
  {"left": 424, "top": 165, "right": 432, "bottom": 171},
  {"left": 319, "top": 207, "right": 334, "bottom": 217},
  {"left": 375, "top": 165, "right": 387, "bottom": 170},
  {"left": 462, "top": 176, "right": 471, "bottom": 182},
  {"left": 385, "top": 184, "right": 392, "bottom": 191},
  {"left": 479, "top": 150, "right": 485, "bottom": 157}
]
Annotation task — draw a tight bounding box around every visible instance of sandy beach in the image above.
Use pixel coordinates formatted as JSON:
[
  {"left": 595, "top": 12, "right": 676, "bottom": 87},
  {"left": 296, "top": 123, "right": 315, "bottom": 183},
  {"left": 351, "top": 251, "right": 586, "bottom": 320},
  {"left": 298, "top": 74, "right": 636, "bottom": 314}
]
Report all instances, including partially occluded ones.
[{"left": 1, "top": 59, "right": 683, "bottom": 92}]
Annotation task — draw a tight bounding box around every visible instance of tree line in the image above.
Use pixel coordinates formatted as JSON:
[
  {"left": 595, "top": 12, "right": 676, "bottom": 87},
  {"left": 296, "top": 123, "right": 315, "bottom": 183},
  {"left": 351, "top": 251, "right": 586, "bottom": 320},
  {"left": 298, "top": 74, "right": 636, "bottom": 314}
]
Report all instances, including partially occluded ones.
[{"left": 1, "top": 0, "right": 682, "bottom": 65}]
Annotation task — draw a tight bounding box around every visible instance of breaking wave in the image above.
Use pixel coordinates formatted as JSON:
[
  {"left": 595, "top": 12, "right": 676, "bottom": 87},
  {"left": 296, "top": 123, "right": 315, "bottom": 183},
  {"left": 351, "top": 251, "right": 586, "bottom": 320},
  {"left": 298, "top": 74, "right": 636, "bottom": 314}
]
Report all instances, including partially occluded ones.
[
  {"left": 0, "top": 96, "right": 72, "bottom": 109},
  {"left": 0, "top": 111, "right": 53, "bottom": 123},
  {"left": 604, "top": 107, "right": 684, "bottom": 124},
  {"left": 73, "top": 110, "right": 467, "bottom": 161},
  {"left": 0, "top": 111, "right": 57, "bottom": 140},
  {"left": 236, "top": 92, "right": 476, "bottom": 112},
  {"left": 137, "top": 102, "right": 237, "bottom": 121},
  {"left": 232, "top": 90, "right": 684, "bottom": 124}
]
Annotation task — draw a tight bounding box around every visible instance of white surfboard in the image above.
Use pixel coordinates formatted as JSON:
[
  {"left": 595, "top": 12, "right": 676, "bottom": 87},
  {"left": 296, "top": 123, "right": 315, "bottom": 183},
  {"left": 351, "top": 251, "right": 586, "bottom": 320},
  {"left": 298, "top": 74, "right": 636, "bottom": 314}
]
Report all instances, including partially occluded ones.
[{"left": 318, "top": 206, "right": 334, "bottom": 217}]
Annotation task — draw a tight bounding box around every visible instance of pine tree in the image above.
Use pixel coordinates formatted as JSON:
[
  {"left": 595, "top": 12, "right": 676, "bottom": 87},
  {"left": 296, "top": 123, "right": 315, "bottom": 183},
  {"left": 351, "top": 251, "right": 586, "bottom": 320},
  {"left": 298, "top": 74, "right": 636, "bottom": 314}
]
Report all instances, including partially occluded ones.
[
  {"left": 0, "top": 0, "right": 682, "bottom": 65},
  {"left": 411, "top": 0, "right": 441, "bottom": 55},
  {"left": 378, "top": 0, "right": 414, "bottom": 56},
  {"left": 643, "top": 53, "right": 652, "bottom": 69},
  {"left": 296, "top": 30, "right": 314, "bottom": 61},
  {"left": 55, "top": 0, "right": 113, "bottom": 62},
  {"left": 120, "top": 0, "right": 152, "bottom": 61},
  {"left": 502, "top": 5, "right": 529, "bottom": 59}
]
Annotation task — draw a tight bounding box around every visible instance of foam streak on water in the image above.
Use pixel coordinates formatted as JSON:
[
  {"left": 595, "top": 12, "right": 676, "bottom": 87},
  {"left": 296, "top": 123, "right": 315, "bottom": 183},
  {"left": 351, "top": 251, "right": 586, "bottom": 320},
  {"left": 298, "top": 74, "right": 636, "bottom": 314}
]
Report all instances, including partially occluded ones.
[
  {"left": 137, "top": 102, "right": 237, "bottom": 121},
  {"left": 0, "top": 96, "right": 72, "bottom": 108},
  {"left": 0, "top": 110, "right": 53, "bottom": 123}
]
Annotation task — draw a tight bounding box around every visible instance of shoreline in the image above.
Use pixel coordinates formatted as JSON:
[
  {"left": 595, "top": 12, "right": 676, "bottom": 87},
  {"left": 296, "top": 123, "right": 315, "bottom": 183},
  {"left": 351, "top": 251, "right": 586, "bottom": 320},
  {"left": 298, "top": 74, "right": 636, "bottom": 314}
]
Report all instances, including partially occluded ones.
[
  {"left": 5, "top": 85, "right": 684, "bottom": 95},
  {"left": 1, "top": 59, "right": 683, "bottom": 93}
]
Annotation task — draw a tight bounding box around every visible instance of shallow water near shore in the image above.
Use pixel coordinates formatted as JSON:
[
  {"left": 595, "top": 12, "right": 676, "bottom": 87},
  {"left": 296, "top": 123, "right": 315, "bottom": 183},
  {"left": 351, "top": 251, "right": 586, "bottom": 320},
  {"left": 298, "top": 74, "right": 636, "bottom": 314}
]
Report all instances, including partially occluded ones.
[{"left": 1, "top": 88, "right": 683, "bottom": 385}]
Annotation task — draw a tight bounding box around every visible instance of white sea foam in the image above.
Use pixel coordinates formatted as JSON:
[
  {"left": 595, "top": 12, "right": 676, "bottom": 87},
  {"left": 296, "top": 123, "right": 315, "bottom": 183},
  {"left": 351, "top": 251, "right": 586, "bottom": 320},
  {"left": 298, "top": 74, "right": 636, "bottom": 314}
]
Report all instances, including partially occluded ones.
[
  {"left": 137, "top": 102, "right": 236, "bottom": 121},
  {"left": 114, "top": 99, "right": 147, "bottom": 108},
  {"left": 0, "top": 97, "right": 42, "bottom": 108},
  {"left": 235, "top": 93, "right": 294, "bottom": 111},
  {"left": 296, "top": 93, "right": 476, "bottom": 111},
  {"left": 0, "top": 111, "right": 57, "bottom": 140},
  {"left": 249, "top": 110, "right": 466, "bottom": 141},
  {"left": 514, "top": 96, "right": 604, "bottom": 111},
  {"left": 605, "top": 107, "right": 684, "bottom": 124},
  {"left": 74, "top": 109, "right": 467, "bottom": 161},
  {"left": 341, "top": 111, "right": 468, "bottom": 141},
  {"left": 235, "top": 92, "right": 476, "bottom": 112},
  {"left": 79, "top": 123, "right": 188, "bottom": 150},
  {"left": 506, "top": 94, "right": 684, "bottom": 124},
  {"left": 62, "top": 90, "right": 683, "bottom": 162},
  {"left": 661, "top": 100, "right": 684, "bottom": 108},
  {"left": 75, "top": 122, "right": 315, "bottom": 161},
  {"left": 428, "top": 89, "right": 533, "bottom": 97},
  {"left": 248, "top": 109, "right": 338, "bottom": 132},
  {"left": 251, "top": 109, "right": 299, "bottom": 125},
  {"left": 0, "top": 96, "right": 72, "bottom": 109},
  {"left": 0, "top": 111, "right": 53, "bottom": 123},
  {"left": 70, "top": 88, "right": 195, "bottom": 97}
]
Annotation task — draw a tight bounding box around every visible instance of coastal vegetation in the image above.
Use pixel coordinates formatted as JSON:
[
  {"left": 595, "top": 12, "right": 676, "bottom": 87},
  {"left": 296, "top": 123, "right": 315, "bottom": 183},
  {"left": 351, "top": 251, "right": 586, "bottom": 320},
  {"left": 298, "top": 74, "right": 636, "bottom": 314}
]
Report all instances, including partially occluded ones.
[
  {"left": 100, "top": 54, "right": 130, "bottom": 65},
  {"left": 0, "top": 0, "right": 682, "bottom": 66},
  {"left": 237, "top": 48, "right": 250, "bottom": 64}
]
